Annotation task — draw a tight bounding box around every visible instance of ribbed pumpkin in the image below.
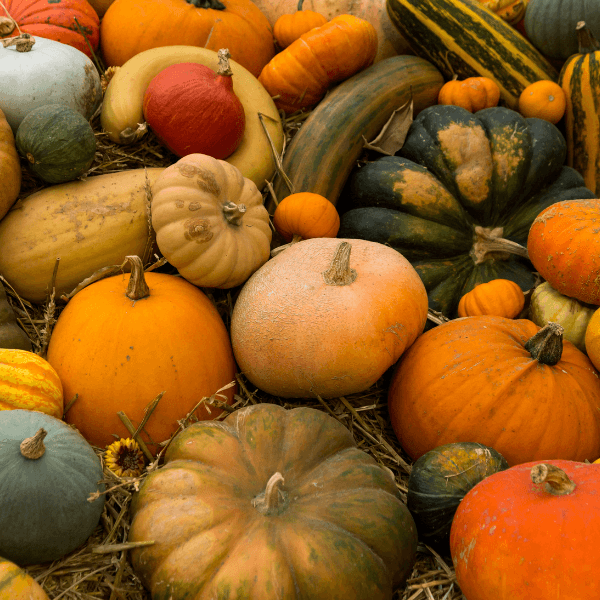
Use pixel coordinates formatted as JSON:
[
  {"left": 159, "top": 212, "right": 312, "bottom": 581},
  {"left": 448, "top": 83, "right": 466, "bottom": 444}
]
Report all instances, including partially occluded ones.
[
  {"left": 129, "top": 402, "right": 419, "bottom": 599},
  {"left": 0, "top": 409, "right": 105, "bottom": 565},
  {"left": 457, "top": 279, "right": 525, "bottom": 318},
  {"left": 0, "top": 285, "right": 32, "bottom": 351},
  {"left": 0, "top": 107, "right": 20, "bottom": 220},
  {"left": 437, "top": 76, "right": 501, "bottom": 112},
  {"left": 0, "top": 557, "right": 49, "bottom": 599},
  {"left": 388, "top": 316, "right": 600, "bottom": 466},
  {"left": 16, "top": 104, "right": 96, "bottom": 183},
  {"left": 273, "top": 0, "right": 327, "bottom": 48},
  {"left": 46, "top": 257, "right": 237, "bottom": 455}
]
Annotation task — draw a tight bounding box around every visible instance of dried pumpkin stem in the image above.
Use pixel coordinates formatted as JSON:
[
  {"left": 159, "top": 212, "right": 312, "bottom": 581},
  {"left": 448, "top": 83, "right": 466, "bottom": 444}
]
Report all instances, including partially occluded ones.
[
  {"left": 253, "top": 472, "right": 286, "bottom": 515},
  {"left": 222, "top": 201, "right": 247, "bottom": 225},
  {"left": 1, "top": 32, "right": 34, "bottom": 51},
  {"left": 524, "top": 322, "right": 563, "bottom": 365},
  {"left": 470, "top": 225, "right": 529, "bottom": 264},
  {"left": 186, "top": 0, "right": 225, "bottom": 8},
  {"left": 530, "top": 463, "right": 576, "bottom": 495},
  {"left": 576, "top": 21, "right": 600, "bottom": 54},
  {"left": 216, "top": 48, "right": 233, "bottom": 77},
  {"left": 322, "top": 242, "right": 357, "bottom": 286},
  {"left": 20, "top": 428, "right": 47, "bottom": 460},
  {"left": 122, "top": 256, "right": 150, "bottom": 301}
]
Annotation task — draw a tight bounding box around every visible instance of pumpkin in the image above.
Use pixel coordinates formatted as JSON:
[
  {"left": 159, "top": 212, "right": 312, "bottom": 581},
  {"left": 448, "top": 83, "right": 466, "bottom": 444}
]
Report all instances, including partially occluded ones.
[
  {"left": 0, "top": 409, "right": 105, "bottom": 565},
  {"left": 477, "top": 0, "right": 528, "bottom": 24},
  {"left": 527, "top": 199, "right": 600, "bottom": 305},
  {"left": 388, "top": 316, "right": 600, "bottom": 466},
  {"left": 450, "top": 460, "right": 600, "bottom": 599},
  {"left": 0, "top": 557, "right": 49, "bottom": 599},
  {"left": 457, "top": 279, "right": 526, "bottom": 318},
  {"left": 0, "top": 0, "right": 99, "bottom": 58},
  {"left": 151, "top": 154, "right": 272, "bottom": 288},
  {"left": 273, "top": 0, "right": 327, "bottom": 48},
  {"left": 143, "top": 52, "right": 245, "bottom": 159},
  {"left": 0, "top": 168, "right": 163, "bottom": 304},
  {"left": 524, "top": 0, "right": 600, "bottom": 61},
  {"left": 46, "top": 256, "right": 237, "bottom": 454},
  {"left": 258, "top": 14, "right": 378, "bottom": 114},
  {"left": 0, "top": 35, "right": 102, "bottom": 133},
  {"left": 230, "top": 238, "right": 428, "bottom": 398},
  {"left": 100, "top": 0, "right": 275, "bottom": 77},
  {"left": 337, "top": 105, "right": 595, "bottom": 316},
  {"left": 407, "top": 442, "right": 509, "bottom": 550},
  {"left": 518, "top": 79, "right": 567, "bottom": 124},
  {"left": 0, "top": 285, "right": 32, "bottom": 351},
  {"left": 437, "top": 76, "right": 501, "bottom": 112},
  {"left": 129, "top": 402, "right": 419, "bottom": 599},
  {"left": 529, "top": 281, "right": 596, "bottom": 353},
  {"left": 16, "top": 104, "right": 96, "bottom": 184},
  {"left": 0, "top": 107, "right": 20, "bottom": 221},
  {"left": 584, "top": 307, "right": 600, "bottom": 372},
  {"left": 87, "top": 0, "right": 115, "bottom": 16}
]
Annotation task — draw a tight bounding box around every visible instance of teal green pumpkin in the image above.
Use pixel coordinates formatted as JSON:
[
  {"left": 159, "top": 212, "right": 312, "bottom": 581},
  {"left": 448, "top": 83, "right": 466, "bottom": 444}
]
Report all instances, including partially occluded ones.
[
  {"left": 338, "top": 105, "right": 595, "bottom": 316},
  {"left": 15, "top": 104, "right": 96, "bottom": 184},
  {"left": 0, "top": 409, "right": 105, "bottom": 565}
]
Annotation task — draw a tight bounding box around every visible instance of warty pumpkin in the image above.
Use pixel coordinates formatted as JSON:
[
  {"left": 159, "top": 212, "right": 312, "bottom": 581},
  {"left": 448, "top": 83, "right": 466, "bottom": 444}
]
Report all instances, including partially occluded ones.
[
  {"left": 388, "top": 316, "right": 600, "bottom": 466},
  {"left": 457, "top": 278, "right": 525, "bottom": 318},
  {"left": 273, "top": 0, "right": 327, "bottom": 48},
  {"left": 0, "top": 557, "right": 49, "bottom": 599},
  {"left": 129, "top": 402, "right": 418, "bottom": 599},
  {"left": 46, "top": 256, "right": 237, "bottom": 455},
  {"left": 437, "top": 76, "right": 501, "bottom": 112},
  {"left": 0, "top": 107, "right": 20, "bottom": 221}
]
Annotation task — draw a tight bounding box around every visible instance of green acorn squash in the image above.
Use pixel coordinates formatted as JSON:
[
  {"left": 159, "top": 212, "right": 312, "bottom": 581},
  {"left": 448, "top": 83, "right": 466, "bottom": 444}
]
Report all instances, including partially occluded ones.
[
  {"left": 15, "top": 104, "right": 96, "bottom": 184},
  {"left": 338, "top": 105, "right": 595, "bottom": 316}
]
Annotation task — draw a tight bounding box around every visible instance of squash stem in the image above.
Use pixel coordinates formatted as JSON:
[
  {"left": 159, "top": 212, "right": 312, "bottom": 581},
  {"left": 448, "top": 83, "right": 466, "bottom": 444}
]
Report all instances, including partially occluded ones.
[
  {"left": 20, "top": 428, "right": 47, "bottom": 460},
  {"left": 470, "top": 225, "right": 528, "bottom": 264},
  {"left": 123, "top": 256, "right": 150, "bottom": 301},
  {"left": 297, "top": 0, "right": 305, "bottom": 10},
  {"left": 530, "top": 463, "right": 576, "bottom": 495},
  {"left": 524, "top": 322, "right": 563, "bottom": 365},
  {"left": 576, "top": 21, "right": 600, "bottom": 54},
  {"left": 253, "top": 472, "right": 286, "bottom": 515},
  {"left": 185, "top": 0, "right": 225, "bottom": 9},
  {"left": 322, "top": 241, "right": 357, "bottom": 286},
  {"left": 216, "top": 48, "right": 233, "bottom": 77},
  {"left": 222, "top": 201, "right": 247, "bottom": 225}
]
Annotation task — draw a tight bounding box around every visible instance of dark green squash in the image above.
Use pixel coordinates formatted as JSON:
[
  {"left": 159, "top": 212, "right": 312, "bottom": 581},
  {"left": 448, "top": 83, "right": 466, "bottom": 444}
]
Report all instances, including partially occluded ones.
[
  {"left": 338, "top": 105, "right": 596, "bottom": 316},
  {"left": 407, "top": 442, "right": 509, "bottom": 552},
  {"left": 15, "top": 104, "right": 96, "bottom": 184},
  {"left": 0, "top": 284, "right": 31, "bottom": 351},
  {"left": 0, "top": 409, "right": 105, "bottom": 565}
]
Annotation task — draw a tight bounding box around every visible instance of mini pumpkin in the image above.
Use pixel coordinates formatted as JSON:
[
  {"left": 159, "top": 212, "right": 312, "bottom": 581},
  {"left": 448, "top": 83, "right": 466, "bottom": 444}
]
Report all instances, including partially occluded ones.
[
  {"left": 0, "top": 557, "right": 49, "bottom": 599},
  {"left": 518, "top": 79, "right": 566, "bottom": 124},
  {"left": 437, "top": 76, "right": 501, "bottom": 112},
  {"left": 457, "top": 278, "right": 525, "bottom": 318},
  {"left": 273, "top": 0, "right": 328, "bottom": 48}
]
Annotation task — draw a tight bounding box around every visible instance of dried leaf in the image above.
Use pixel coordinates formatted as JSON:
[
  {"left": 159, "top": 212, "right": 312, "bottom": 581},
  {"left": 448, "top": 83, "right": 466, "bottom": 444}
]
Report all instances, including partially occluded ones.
[{"left": 363, "top": 98, "right": 413, "bottom": 156}]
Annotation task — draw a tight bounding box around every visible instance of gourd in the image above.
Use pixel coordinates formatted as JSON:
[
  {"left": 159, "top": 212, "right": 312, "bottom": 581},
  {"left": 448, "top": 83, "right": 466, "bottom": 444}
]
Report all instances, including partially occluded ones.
[
  {"left": 338, "top": 105, "right": 596, "bottom": 316},
  {"left": 0, "top": 285, "right": 32, "bottom": 351},
  {"left": 0, "top": 349, "right": 63, "bottom": 418},
  {"left": 0, "top": 409, "right": 105, "bottom": 565},
  {"left": 16, "top": 104, "right": 96, "bottom": 184},
  {"left": 450, "top": 460, "right": 600, "bottom": 599},
  {"left": 518, "top": 79, "right": 566, "bottom": 124},
  {"left": 0, "top": 168, "right": 163, "bottom": 304},
  {"left": 151, "top": 154, "right": 272, "bottom": 289},
  {"left": 457, "top": 279, "right": 525, "bottom": 318},
  {"left": 437, "top": 76, "right": 501, "bottom": 112},
  {"left": 273, "top": 0, "right": 327, "bottom": 48},
  {"left": 100, "top": 0, "right": 275, "bottom": 77},
  {"left": 585, "top": 307, "right": 600, "bottom": 372},
  {"left": 0, "top": 0, "right": 99, "bottom": 58},
  {"left": 527, "top": 199, "right": 600, "bottom": 305},
  {"left": 258, "top": 14, "right": 378, "bottom": 114},
  {"left": 0, "top": 36, "right": 102, "bottom": 133},
  {"left": 407, "top": 442, "right": 509, "bottom": 550},
  {"left": 230, "top": 238, "right": 428, "bottom": 398},
  {"left": 0, "top": 107, "right": 20, "bottom": 221},
  {"left": 101, "top": 46, "right": 283, "bottom": 191},
  {"left": 477, "top": 0, "right": 528, "bottom": 24},
  {"left": 387, "top": 316, "right": 600, "bottom": 466},
  {"left": 270, "top": 54, "right": 444, "bottom": 210},
  {"left": 0, "top": 557, "right": 49, "bottom": 599},
  {"left": 46, "top": 256, "right": 237, "bottom": 455},
  {"left": 385, "top": 0, "right": 558, "bottom": 109},
  {"left": 129, "top": 402, "right": 419, "bottom": 599}
]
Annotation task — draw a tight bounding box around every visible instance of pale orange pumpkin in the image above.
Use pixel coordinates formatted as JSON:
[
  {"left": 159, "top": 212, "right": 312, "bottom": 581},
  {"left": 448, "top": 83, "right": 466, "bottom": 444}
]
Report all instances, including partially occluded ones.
[
  {"left": 273, "top": 0, "right": 327, "bottom": 48},
  {"left": 457, "top": 279, "right": 525, "bottom": 318}
]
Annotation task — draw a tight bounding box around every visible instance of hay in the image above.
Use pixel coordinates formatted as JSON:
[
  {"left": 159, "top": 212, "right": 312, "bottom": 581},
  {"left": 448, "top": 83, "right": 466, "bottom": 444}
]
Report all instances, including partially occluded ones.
[{"left": 8, "top": 100, "right": 465, "bottom": 600}]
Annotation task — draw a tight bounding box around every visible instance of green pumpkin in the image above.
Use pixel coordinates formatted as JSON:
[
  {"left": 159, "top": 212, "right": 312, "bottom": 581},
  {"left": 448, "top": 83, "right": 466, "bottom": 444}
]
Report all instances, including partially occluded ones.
[
  {"left": 338, "top": 105, "right": 595, "bottom": 316},
  {"left": 15, "top": 104, "right": 96, "bottom": 184},
  {"left": 0, "top": 409, "right": 105, "bottom": 565}
]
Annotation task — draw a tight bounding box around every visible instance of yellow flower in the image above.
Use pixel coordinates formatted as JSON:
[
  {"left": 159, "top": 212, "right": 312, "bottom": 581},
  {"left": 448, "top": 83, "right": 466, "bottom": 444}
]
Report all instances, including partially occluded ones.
[{"left": 105, "top": 438, "right": 145, "bottom": 477}]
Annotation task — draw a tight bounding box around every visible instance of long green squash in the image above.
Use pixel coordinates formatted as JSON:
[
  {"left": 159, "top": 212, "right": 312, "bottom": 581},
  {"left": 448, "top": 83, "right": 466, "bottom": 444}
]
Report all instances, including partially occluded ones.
[
  {"left": 385, "top": 0, "right": 558, "bottom": 109},
  {"left": 271, "top": 54, "right": 444, "bottom": 210},
  {"left": 558, "top": 21, "right": 600, "bottom": 196}
]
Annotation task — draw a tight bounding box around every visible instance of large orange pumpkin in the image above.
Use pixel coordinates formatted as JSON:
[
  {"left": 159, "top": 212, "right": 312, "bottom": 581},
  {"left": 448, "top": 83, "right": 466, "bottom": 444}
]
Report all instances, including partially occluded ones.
[
  {"left": 46, "top": 256, "right": 237, "bottom": 454},
  {"left": 100, "top": 0, "right": 275, "bottom": 76},
  {"left": 388, "top": 316, "right": 600, "bottom": 466}
]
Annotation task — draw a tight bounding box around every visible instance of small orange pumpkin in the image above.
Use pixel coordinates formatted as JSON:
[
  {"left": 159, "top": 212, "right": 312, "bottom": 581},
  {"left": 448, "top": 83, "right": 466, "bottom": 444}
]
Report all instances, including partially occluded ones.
[
  {"left": 437, "top": 76, "right": 501, "bottom": 112},
  {"left": 0, "top": 557, "right": 49, "bottom": 600},
  {"left": 273, "top": 0, "right": 327, "bottom": 48},
  {"left": 518, "top": 79, "right": 566, "bottom": 124},
  {"left": 457, "top": 279, "right": 525, "bottom": 318}
]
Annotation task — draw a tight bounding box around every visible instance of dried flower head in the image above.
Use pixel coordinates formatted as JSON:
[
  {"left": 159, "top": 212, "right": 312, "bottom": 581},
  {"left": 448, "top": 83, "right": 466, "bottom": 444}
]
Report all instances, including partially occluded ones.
[{"left": 105, "top": 437, "right": 145, "bottom": 477}]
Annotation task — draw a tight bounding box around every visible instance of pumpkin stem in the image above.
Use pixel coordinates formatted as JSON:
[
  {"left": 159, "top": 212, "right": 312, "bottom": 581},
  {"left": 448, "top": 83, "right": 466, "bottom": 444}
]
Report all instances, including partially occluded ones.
[
  {"left": 20, "top": 428, "right": 47, "bottom": 460},
  {"left": 184, "top": 0, "right": 225, "bottom": 9},
  {"left": 252, "top": 472, "right": 287, "bottom": 515},
  {"left": 530, "top": 463, "right": 576, "bottom": 496},
  {"left": 222, "top": 201, "right": 247, "bottom": 225},
  {"left": 297, "top": 0, "right": 305, "bottom": 10},
  {"left": 524, "top": 322, "right": 563, "bottom": 365},
  {"left": 576, "top": 21, "right": 600, "bottom": 54},
  {"left": 216, "top": 48, "right": 233, "bottom": 77},
  {"left": 122, "top": 256, "right": 150, "bottom": 301},
  {"left": 1, "top": 32, "right": 34, "bottom": 52},
  {"left": 470, "top": 226, "right": 529, "bottom": 264},
  {"left": 322, "top": 241, "right": 357, "bottom": 286}
]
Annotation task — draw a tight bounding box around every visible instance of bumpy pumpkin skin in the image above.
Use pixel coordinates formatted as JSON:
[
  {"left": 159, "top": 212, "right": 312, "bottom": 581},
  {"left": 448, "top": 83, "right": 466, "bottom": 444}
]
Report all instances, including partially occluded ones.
[
  {"left": 129, "top": 403, "right": 418, "bottom": 599},
  {"left": 0, "top": 557, "right": 49, "bottom": 599}
]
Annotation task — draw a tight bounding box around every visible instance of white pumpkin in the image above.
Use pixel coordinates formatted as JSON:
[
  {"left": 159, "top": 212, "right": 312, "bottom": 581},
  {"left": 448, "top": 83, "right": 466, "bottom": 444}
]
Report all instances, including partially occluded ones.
[{"left": 0, "top": 36, "right": 102, "bottom": 133}]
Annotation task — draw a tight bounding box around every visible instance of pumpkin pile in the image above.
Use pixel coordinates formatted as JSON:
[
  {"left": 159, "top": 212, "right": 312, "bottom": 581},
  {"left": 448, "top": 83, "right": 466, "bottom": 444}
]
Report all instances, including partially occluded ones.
[{"left": 1, "top": 0, "right": 600, "bottom": 597}]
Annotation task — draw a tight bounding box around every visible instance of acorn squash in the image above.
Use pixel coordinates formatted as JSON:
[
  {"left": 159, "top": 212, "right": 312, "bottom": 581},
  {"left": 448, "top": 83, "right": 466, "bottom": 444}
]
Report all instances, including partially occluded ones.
[{"left": 338, "top": 105, "right": 595, "bottom": 316}]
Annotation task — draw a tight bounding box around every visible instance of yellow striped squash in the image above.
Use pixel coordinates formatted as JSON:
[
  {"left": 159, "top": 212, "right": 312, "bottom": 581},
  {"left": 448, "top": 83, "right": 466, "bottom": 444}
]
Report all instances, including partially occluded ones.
[
  {"left": 0, "top": 350, "right": 63, "bottom": 419},
  {"left": 385, "top": 0, "right": 557, "bottom": 109},
  {"left": 0, "top": 558, "right": 49, "bottom": 600},
  {"left": 558, "top": 21, "right": 600, "bottom": 195}
]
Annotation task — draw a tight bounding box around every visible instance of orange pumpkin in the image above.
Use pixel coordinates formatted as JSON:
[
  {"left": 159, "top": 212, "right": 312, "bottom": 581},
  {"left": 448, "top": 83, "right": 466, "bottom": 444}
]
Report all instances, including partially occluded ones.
[
  {"left": 0, "top": 557, "right": 49, "bottom": 600},
  {"left": 585, "top": 307, "right": 600, "bottom": 372},
  {"left": 273, "top": 0, "right": 327, "bottom": 48},
  {"left": 437, "top": 76, "right": 501, "bottom": 112},
  {"left": 457, "top": 279, "right": 525, "bottom": 318},
  {"left": 388, "top": 316, "right": 600, "bottom": 466},
  {"left": 100, "top": 0, "right": 275, "bottom": 77},
  {"left": 0, "top": 107, "right": 20, "bottom": 221},
  {"left": 46, "top": 256, "right": 237, "bottom": 454},
  {"left": 518, "top": 79, "right": 566, "bottom": 124}
]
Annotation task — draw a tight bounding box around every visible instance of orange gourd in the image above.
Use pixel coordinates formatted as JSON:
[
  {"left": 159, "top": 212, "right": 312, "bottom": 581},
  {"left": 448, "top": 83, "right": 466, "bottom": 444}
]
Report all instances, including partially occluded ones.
[
  {"left": 477, "top": 0, "right": 528, "bottom": 24},
  {"left": 585, "top": 307, "right": 600, "bottom": 372},
  {"left": 0, "top": 557, "right": 49, "bottom": 600},
  {"left": 258, "top": 14, "right": 377, "bottom": 113},
  {"left": 0, "top": 107, "right": 20, "bottom": 221},
  {"left": 46, "top": 256, "right": 237, "bottom": 455},
  {"left": 457, "top": 279, "right": 525, "bottom": 318},
  {"left": 437, "top": 76, "right": 501, "bottom": 112},
  {"left": 518, "top": 79, "right": 566, "bottom": 124},
  {"left": 273, "top": 0, "right": 327, "bottom": 48}
]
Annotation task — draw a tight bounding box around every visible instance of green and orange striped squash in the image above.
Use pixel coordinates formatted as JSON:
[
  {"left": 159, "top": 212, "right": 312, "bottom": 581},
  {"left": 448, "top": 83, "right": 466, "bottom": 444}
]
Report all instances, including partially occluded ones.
[
  {"left": 385, "top": 0, "right": 558, "bottom": 109},
  {"left": 0, "top": 558, "right": 49, "bottom": 599},
  {"left": 0, "top": 349, "right": 63, "bottom": 419}
]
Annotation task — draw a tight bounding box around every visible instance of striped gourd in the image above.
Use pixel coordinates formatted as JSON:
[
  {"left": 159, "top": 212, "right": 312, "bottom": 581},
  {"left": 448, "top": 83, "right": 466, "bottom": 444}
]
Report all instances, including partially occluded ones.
[
  {"left": 385, "top": 0, "right": 558, "bottom": 108},
  {"left": 0, "top": 558, "right": 49, "bottom": 600},
  {"left": 0, "top": 349, "right": 63, "bottom": 418},
  {"left": 558, "top": 21, "right": 600, "bottom": 195}
]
